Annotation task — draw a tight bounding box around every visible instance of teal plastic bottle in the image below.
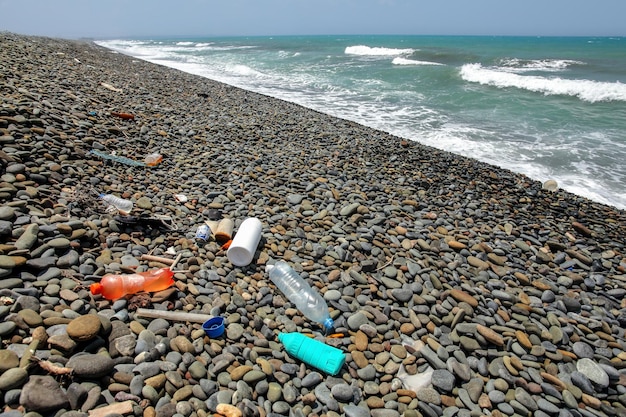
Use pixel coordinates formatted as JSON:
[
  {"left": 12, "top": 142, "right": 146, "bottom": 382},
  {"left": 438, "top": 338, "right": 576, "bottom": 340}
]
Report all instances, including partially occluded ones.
[{"left": 278, "top": 332, "right": 345, "bottom": 375}]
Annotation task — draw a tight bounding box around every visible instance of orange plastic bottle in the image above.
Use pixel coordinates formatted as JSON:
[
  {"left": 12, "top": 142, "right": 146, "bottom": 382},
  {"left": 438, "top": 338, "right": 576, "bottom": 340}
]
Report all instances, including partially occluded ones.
[{"left": 90, "top": 268, "right": 175, "bottom": 300}]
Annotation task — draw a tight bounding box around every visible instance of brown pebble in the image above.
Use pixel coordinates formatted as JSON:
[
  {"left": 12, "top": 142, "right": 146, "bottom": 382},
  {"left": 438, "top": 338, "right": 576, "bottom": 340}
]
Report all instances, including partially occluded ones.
[
  {"left": 476, "top": 324, "right": 504, "bottom": 347},
  {"left": 448, "top": 240, "right": 467, "bottom": 250},
  {"left": 515, "top": 330, "right": 533, "bottom": 350},
  {"left": 216, "top": 403, "right": 242, "bottom": 417},
  {"left": 350, "top": 350, "right": 369, "bottom": 368},
  {"left": 66, "top": 314, "right": 102, "bottom": 342},
  {"left": 448, "top": 289, "right": 478, "bottom": 307},
  {"left": 354, "top": 330, "right": 369, "bottom": 351}
]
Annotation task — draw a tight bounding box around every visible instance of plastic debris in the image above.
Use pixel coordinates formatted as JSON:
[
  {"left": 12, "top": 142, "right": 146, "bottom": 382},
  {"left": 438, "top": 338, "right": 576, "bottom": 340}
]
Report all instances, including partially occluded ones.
[
  {"left": 90, "top": 150, "right": 147, "bottom": 167},
  {"left": 100, "top": 82, "right": 123, "bottom": 92},
  {"left": 111, "top": 111, "right": 135, "bottom": 120}
]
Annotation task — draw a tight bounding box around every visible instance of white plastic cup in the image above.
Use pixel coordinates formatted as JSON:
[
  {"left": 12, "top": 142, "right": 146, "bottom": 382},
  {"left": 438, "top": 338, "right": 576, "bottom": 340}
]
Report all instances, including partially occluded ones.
[{"left": 227, "top": 218, "right": 263, "bottom": 266}]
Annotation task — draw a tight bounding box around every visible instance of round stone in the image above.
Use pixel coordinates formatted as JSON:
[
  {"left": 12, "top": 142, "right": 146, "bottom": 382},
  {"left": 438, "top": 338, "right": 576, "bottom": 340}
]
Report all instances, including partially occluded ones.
[{"left": 66, "top": 314, "right": 102, "bottom": 342}]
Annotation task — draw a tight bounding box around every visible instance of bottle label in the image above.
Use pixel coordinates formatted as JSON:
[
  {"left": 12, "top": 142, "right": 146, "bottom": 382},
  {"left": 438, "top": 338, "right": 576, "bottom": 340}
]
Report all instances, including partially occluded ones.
[{"left": 195, "top": 224, "right": 210, "bottom": 241}]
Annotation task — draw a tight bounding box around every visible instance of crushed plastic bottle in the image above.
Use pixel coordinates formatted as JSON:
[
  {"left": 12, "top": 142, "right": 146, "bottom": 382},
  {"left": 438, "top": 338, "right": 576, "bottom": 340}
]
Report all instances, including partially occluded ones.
[
  {"left": 99, "top": 194, "right": 133, "bottom": 213},
  {"left": 90, "top": 268, "right": 174, "bottom": 300},
  {"left": 266, "top": 261, "right": 334, "bottom": 332}
]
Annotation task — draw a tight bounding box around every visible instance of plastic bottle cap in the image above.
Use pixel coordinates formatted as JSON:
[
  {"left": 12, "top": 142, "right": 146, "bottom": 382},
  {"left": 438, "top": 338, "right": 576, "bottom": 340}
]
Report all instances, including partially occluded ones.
[
  {"left": 90, "top": 282, "right": 103, "bottom": 295},
  {"left": 323, "top": 317, "right": 335, "bottom": 332},
  {"left": 265, "top": 264, "right": 274, "bottom": 274},
  {"left": 202, "top": 316, "right": 225, "bottom": 338}
]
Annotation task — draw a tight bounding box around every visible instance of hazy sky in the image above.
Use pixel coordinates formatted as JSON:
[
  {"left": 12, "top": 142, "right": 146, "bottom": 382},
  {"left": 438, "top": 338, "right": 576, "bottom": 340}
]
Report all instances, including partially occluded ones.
[{"left": 1, "top": 0, "right": 624, "bottom": 39}]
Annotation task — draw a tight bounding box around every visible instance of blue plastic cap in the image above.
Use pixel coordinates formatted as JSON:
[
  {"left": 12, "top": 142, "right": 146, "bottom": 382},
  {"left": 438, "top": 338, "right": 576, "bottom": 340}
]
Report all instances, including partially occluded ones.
[
  {"left": 323, "top": 317, "right": 334, "bottom": 332},
  {"left": 202, "top": 316, "right": 225, "bottom": 338}
]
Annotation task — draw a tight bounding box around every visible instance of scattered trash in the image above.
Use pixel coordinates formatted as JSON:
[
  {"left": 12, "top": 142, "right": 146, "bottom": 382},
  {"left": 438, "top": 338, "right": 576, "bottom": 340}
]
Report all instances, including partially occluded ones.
[
  {"left": 396, "top": 363, "right": 434, "bottom": 393},
  {"left": 542, "top": 179, "right": 558, "bottom": 191},
  {"left": 279, "top": 332, "right": 345, "bottom": 375},
  {"left": 99, "top": 193, "right": 133, "bottom": 214},
  {"left": 90, "top": 267, "right": 174, "bottom": 300},
  {"left": 202, "top": 316, "right": 225, "bottom": 337},
  {"left": 110, "top": 111, "right": 135, "bottom": 120},
  {"left": 100, "top": 82, "right": 123, "bottom": 92},
  {"left": 139, "top": 254, "right": 178, "bottom": 265},
  {"left": 195, "top": 224, "right": 211, "bottom": 242},
  {"left": 173, "top": 194, "right": 188, "bottom": 203},
  {"left": 90, "top": 149, "right": 147, "bottom": 167},
  {"left": 267, "top": 261, "right": 334, "bottom": 333},
  {"left": 144, "top": 153, "right": 162, "bottom": 166},
  {"left": 227, "top": 217, "right": 263, "bottom": 266},
  {"left": 91, "top": 254, "right": 181, "bottom": 300},
  {"left": 214, "top": 218, "right": 234, "bottom": 244},
  {"left": 134, "top": 308, "right": 212, "bottom": 324}
]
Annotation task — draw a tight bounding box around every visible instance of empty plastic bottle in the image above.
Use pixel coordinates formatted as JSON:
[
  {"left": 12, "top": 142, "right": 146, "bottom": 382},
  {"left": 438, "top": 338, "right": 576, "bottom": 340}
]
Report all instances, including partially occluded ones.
[
  {"left": 99, "top": 194, "right": 133, "bottom": 213},
  {"left": 90, "top": 268, "right": 174, "bottom": 300},
  {"left": 266, "top": 261, "right": 334, "bottom": 332}
]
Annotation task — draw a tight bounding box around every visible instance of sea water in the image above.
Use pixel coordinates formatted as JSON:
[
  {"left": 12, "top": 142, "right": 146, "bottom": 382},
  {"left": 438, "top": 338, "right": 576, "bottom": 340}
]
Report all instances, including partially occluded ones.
[{"left": 96, "top": 35, "right": 626, "bottom": 210}]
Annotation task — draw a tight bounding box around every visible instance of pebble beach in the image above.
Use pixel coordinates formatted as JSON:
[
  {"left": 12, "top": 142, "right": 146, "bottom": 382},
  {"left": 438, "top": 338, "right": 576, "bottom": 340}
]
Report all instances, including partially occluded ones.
[{"left": 1, "top": 31, "right": 626, "bottom": 417}]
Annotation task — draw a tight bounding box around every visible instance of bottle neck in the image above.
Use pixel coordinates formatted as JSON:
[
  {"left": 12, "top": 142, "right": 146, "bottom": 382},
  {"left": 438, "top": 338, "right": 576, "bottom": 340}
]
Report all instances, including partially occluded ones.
[{"left": 323, "top": 317, "right": 334, "bottom": 333}]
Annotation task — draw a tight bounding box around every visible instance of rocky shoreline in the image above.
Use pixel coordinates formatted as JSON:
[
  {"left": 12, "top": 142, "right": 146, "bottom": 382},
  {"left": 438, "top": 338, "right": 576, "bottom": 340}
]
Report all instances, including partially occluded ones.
[{"left": 1, "top": 32, "right": 626, "bottom": 417}]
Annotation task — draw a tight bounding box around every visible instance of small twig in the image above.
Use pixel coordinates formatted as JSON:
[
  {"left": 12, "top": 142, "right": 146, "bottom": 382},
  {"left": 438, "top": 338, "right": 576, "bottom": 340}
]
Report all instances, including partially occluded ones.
[
  {"left": 140, "top": 254, "right": 176, "bottom": 265},
  {"left": 376, "top": 256, "right": 395, "bottom": 271},
  {"left": 170, "top": 253, "right": 182, "bottom": 270},
  {"left": 31, "top": 356, "right": 73, "bottom": 376},
  {"left": 134, "top": 308, "right": 212, "bottom": 324}
]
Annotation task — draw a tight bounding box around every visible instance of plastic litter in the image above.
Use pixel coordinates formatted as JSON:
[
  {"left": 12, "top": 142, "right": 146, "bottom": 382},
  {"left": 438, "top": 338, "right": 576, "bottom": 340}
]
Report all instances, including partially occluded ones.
[
  {"left": 110, "top": 111, "right": 135, "bottom": 120},
  {"left": 144, "top": 153, "right": 162, "bottom": 166},
  {"left": 99, "top": 193, "right": 133, "bottom": 214},
  {"left": 90, "top": 149, "right": 146, "bottom": 167},
  {"left": 279, "top": 332, "right": 345, "bottom": 375},
  {"left": 90, "top": 267, "right": 174, "bottom": 300},
  {"left": 202, "top": 316, "right": 225, "bottom": 337},
  {"left": 542, "top": 179, "right": 558, "bottom": 191},
  {"left": 227, "top": 217, "right": 262, "bottom": 266},
  {"left": 214, "top": 218, "right": 234, "bottom": 244},
  {"left": 266, "top": 261, "right": 334, "bottom": 332}
]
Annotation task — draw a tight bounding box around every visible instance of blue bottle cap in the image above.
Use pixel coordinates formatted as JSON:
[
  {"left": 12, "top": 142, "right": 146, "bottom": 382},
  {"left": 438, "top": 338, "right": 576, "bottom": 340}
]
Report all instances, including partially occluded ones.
[
  {"left": 202, "top": 316, "right": 225, "bottom": 337},
  {"left": 323, "top": 317, "right": 334, "bottom": 333}
]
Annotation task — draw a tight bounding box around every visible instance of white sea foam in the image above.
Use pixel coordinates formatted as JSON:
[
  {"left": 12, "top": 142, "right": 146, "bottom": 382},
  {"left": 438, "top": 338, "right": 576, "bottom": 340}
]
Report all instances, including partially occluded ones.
[
  {"left": 175, "top": 41, "right": 194, "bottom": 46},
  {"left": 499, "top": 58, "right": 584, "bottom": 72},
  {"left": 392, "top": 57, "right": 444, "bottom": 66},
  {"left": 460, "top": 63, "right": 626, "bottom": 102},
  {"left": 94, "top": 37, "right": 626, "bottom": 210},
  {"left": 345, "top": 45, "right": 414, "bottom": 56},
  {"left": 229, "top": 64, "right": 266, "bottom": 78}
]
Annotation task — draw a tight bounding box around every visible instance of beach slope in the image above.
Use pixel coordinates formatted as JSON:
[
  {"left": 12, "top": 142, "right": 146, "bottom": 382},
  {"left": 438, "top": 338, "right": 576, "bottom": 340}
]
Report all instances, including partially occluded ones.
[{"left": 1, "top": 32, "right": 626, "bottom": 416}]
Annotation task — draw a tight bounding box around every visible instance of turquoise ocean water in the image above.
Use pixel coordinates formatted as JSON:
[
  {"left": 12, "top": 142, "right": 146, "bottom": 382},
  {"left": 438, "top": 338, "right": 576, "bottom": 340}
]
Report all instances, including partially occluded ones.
[{"left": 96, "top": 35, "right": 626, "bottom": 210}]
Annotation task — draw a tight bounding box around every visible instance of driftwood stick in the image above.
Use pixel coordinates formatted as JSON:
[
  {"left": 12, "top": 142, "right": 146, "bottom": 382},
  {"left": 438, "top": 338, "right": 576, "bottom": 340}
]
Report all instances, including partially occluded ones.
[
  {"left": 135, "top": 308, "right": 213, "bottom": 324},
  {"left": 170, "top": 253, "right": 182, "bottom": 270},
  {"left": 140, "top": 254, "right": 176, "bottom": 265}
]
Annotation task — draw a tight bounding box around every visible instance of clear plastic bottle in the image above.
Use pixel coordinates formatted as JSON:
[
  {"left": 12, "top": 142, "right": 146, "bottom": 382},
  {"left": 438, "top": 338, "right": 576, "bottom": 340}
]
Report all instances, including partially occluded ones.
[
  {"left": 99, "top": 194, "right": 133, "bottom": 213},
  {"left": 90, "top": 267, "right": 174, "bottom": 300},
  {"left": 266, "top": 261, "right": 334, "bottom": 332}
]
